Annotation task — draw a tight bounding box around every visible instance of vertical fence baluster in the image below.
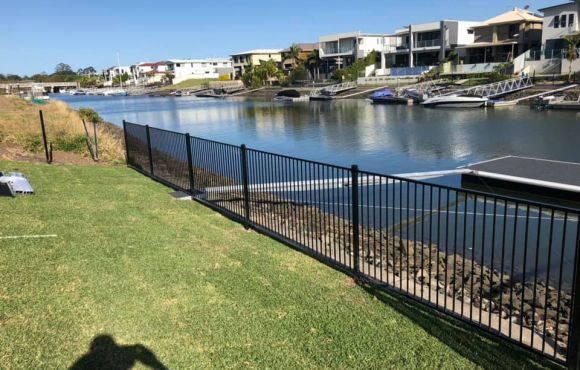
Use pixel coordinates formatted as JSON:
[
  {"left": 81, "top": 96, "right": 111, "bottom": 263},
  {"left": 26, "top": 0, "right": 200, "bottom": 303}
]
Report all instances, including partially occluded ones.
[
  {"left": 240, "top": 144, "right": 251, "bottom": 227},
  {"left": 145, "top": 124, "right": 154, "bottom": 175},
  {"left": 185, "top": 133, "right": 195, "bottom": 194},
  {"left": 351, "top": 165, "right": 360, "bottom": 274},
  {"left": 568, "top": 218, "right": 580, "bottom": 369}
]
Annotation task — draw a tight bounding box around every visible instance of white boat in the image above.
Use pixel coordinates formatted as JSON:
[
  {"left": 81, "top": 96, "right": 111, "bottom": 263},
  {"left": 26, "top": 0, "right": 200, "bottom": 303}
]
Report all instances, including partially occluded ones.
[
  {"left": 103, "top": 89, "right": 128, "bottom": 96},
  {"left": 421, "top": 95, "right": 487, "bottom": 108}
]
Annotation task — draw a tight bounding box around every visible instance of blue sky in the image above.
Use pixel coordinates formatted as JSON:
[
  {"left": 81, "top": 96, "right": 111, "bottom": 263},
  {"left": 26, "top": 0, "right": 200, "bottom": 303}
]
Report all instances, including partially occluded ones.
[{"left": 0, "top": 0, "right": 558, "bottom": 75}]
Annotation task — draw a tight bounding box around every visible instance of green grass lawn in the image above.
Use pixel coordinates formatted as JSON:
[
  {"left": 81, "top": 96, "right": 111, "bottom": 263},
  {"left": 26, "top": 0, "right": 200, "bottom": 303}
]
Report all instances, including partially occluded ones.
[{"left": 0, "top": 162, "right": 560, "bottom": 369}]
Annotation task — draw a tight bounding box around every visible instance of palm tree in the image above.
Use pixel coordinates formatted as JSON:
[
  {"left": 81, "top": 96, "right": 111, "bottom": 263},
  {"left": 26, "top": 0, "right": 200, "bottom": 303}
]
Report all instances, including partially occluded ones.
[
  {"left": 562, "top": 33, "right": 580, "bottom": 82},
  {"left": 287, "top": 43, "right": 302, "bottom": 69},
  {"left": 306, "top": 50, "right": 321, "bottom": 80}
]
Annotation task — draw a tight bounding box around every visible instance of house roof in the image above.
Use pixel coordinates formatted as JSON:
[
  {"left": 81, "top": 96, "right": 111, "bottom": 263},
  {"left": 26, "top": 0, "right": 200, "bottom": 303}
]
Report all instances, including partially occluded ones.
[
  {"left": 280, "top": 43, "right": 319, "bottom": 53},
  {"left": 138, "top": 61, "right": 168, "bottom": 67},
  {"left": 539, "top": 1, "right": 579, "bottom": 12},
  {"left": 473, "top": 8, "right": 543, "bottom": 28},
  {"left": 230, "top": 49, "right": 282, "bottom": 56},
  {"left": 168, "top": 58, "right": 231, "bottom": 63}
]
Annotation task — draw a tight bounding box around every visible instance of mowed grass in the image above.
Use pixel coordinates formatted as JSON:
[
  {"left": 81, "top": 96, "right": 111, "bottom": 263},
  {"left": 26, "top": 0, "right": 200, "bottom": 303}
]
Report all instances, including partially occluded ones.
[{"left": 0, "top": 162, "right": 560, "bottom": 369}]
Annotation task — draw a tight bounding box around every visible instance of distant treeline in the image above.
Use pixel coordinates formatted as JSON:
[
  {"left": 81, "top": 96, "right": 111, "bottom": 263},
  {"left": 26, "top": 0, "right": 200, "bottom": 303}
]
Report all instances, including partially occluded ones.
[{"left": 0, "top": 63, "right": 100, "bottom": 87}]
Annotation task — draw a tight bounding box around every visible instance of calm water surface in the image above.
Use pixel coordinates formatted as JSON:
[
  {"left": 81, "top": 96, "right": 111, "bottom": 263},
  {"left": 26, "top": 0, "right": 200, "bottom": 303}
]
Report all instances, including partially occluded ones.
[{"left": 54, "top": 95, "right": 580, "bottom": 175}]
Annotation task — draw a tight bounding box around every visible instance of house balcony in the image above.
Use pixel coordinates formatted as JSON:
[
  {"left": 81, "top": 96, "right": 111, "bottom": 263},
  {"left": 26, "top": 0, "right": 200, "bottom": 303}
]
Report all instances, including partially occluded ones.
[{"left": 320, "top": 47, "right": 355, "bottom": 58}]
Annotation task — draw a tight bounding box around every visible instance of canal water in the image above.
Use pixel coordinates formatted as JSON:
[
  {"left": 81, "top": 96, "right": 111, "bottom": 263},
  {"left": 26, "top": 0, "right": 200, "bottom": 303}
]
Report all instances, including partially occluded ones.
[{"left": 53, "top": 95, "right": 580, "bottom": 176}]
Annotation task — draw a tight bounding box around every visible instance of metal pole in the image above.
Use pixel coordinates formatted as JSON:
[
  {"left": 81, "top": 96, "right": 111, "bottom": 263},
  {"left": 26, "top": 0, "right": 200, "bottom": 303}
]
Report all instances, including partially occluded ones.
[
  {"left": 568, "top": 234, "right": 580, "bottom": 370},
  {"left": 81, "top": 119, "right": 95, "bottom": 160},
  {"left": 240, "top": 144, "right": 251, "bottom": 228},
  {"left": 145, "top": 124, "right": 154, "bottom": 175},
  {"left": 93, "top": 121, "right": 99, "bottom": 161},
  {"left": 185, "top": 133, "right": 195, "bottom": 194},
  {"left": 351, "top": 164, "right": 360, "bottom": 273},
  {"left": 39, "top": 110, "right": 50, "bottom": 164},
  {"left": 122, "top": 120, "right": 129, "bottom": 166}
]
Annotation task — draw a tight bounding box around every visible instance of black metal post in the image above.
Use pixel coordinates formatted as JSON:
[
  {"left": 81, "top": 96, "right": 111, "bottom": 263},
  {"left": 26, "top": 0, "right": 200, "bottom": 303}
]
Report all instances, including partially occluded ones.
[
  {"left": 122, "top": 120, "right": 129, "bottom": 166},
  {"left": 568, "top": 235, "right": 580, "bottom": 370},
  {"left": 93, "top": 121, "right": 99, "bottom": 161},
  {"left": 240, "top": 144, "right": 251, "bottom": 228},
  {"left": 185, "top": 133, "right": 195, "bottom": 194},
  {"left": 145, "top": 124, "right": 154, "bottom": 175},
  {"left": 351, "top": 164, "right": 360, "bottom": 273},
  {"left": 39, "top": 110, "right": 50, "bottom": 164}
]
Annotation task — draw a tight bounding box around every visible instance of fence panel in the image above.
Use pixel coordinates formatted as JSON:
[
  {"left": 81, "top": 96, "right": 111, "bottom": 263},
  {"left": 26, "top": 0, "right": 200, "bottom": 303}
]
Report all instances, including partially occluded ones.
[
  {"left": 355, "top": 170, "right": 580, "bottom": 363},
  {"left": 124, "top": 121, "right": 151, "bottom": 174},
  {"left": 124, "top": 121, "right": 580, "bottom": 366},
  {"left": 149, "top": 127, "right": 190, "bottom": 191},
  {"left": 190, "top": 137, "right": 245, "bottom": 220},
  {"left": 245, "top": 149, "right": 354, "bottom": 269}
]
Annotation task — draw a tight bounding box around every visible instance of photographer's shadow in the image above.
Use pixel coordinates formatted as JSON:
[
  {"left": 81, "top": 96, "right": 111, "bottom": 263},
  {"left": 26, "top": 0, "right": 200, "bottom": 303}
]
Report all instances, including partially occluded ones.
[{"left": 69, "top": 334, "right": 168, "bottom": 370}]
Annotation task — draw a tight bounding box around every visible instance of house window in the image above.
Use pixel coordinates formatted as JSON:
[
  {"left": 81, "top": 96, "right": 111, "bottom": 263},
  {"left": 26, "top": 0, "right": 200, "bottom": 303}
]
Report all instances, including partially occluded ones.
[
  {"left": 468, "top": 29, "right": 474, "bottom": 34},
  {"left": 561, "top": 14, "right": 567, "bottom": 28},
  {"left": 569, "top": 14, "right": 575, "bottom": 27},
  {"left": 176, "top": 63, "right": 181, "bottom": 67},
  {"left": 554, "top": 15, "right": 560, "bottom": 28}
]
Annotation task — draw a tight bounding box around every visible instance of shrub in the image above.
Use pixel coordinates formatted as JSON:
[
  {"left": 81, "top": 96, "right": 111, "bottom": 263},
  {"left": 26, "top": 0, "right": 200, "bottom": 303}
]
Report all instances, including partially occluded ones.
[
  {"left": 78, "top": 107, "right": 102, "bottom": 123},
  {"left": 52, "top": 134, "right": 87, "bottom": 153}
]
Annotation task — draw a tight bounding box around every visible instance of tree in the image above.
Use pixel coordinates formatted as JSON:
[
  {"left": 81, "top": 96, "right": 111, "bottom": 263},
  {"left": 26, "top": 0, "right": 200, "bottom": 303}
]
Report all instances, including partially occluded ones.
[
  {"left": 83, "top": 66, "right": 97, "bottom": 76},
  {"left": 55, "top": 63, "right": 74, "bottom": 75},
  {"left": 563, "top": 34, "right": 580, "bottom": 82},
  {"left": 112, "top": 72, "right": 130, "bottom": 86},
  {"left": 287, "top": 43, "right": 302, "bottom": 69},
  {"left": 163, "top": 72, "right": 175, "bottom": 85},
  {"left": 306, "top": 50, "right": 321, "bottom": 80}
]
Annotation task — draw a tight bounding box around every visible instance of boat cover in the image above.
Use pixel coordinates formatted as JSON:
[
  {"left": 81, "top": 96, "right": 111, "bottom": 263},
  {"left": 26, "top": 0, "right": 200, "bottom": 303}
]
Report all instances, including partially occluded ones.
[{"left": 371, "top": 89, "right": 393, "bottom": 98}]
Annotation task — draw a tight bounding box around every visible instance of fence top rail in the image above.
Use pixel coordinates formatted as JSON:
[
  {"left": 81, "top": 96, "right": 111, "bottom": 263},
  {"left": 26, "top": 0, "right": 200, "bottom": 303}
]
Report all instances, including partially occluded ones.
[
  {"left": 246, "top": 147, "right": 352, "bottom": 171},
  {"left": 358, "top": 168, "right": 580, "bottom": 215},
  {"left": 125, "top": 120, "right": 580, "bottom": 214}
]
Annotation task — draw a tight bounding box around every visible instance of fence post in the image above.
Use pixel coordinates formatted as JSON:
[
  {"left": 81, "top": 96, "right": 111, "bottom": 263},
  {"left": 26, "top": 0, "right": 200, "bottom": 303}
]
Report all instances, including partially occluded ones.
[
  {"left": 568, "top": 234, "right": 580, "bottom": 370},
  {"left": 122, "top": 120, "right": 129, "bottom": 166},
  {"left": 38, "top": 110, "right": 50, "bottom": 164},
  {"left": 185, "top": 133, "right": 195, "bottom": 194},
  {"left": 145, "top": 124, "right": 154, "bottom": 175},
  {"left": 240, "top": 144, "right": 251, "bottom": 228},
  {"left": 351, "top": 164, "right": 360, "bottom": 274}
]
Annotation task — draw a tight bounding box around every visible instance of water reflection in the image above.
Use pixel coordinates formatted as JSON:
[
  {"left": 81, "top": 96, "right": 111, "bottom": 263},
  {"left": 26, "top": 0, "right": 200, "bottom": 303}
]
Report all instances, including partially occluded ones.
[{"left": 54, "top": 95, "right": 580, "bottom": 174}]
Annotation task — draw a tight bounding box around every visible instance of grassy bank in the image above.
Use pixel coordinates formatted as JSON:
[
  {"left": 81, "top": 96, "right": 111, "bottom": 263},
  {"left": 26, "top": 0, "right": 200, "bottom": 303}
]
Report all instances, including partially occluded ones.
[
  {"left": 0, "top": 96, "right": 124, "bottom": 163},
  {"left": 0, "top": 161, "right": 558, "bottom": 369},
  {"left": 159, "top": 78, "right": 218, "bottom": 91}
]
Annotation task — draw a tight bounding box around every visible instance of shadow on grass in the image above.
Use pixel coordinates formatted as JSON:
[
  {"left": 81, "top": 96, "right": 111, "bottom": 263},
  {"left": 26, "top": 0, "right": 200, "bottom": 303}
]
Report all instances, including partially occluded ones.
[
  {"left": 69, "top": 335, "right": 168, "bottom": 370},
  {"left": 358, "top": 282, "right": 562, "bottom": 370}
]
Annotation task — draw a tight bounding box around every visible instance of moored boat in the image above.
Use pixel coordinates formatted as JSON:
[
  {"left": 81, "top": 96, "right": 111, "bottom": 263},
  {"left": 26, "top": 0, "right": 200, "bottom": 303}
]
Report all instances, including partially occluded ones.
[{"left": 421, "top": 95, "right": 487, "bottom": 108}]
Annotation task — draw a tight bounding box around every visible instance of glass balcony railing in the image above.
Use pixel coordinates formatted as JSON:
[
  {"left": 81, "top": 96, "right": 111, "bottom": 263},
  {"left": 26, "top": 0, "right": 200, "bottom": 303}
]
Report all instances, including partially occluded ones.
[
  {"left": 321, "top": 47, "right": 355, "bottom": 55},
  {"left": 415, "top": 39, "right": 441, "bottom": 48}
]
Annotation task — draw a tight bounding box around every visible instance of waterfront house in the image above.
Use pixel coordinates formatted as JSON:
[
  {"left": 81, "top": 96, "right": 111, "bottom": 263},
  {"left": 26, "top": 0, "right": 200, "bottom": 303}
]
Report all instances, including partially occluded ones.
[
  {"left": 102, "top": 66, "right": 132, "bottom": 87},
  {"left": 166, "top": 59, "right": 234, "bottom": 84},
  {"left": 280, "top": 43, "right": 319, "bottom": 73},
  {"left": 455, "top": 8, "right": 543, "bottom": 64},
  {"left": 230, "top": 49, "right": 283, "bottom": 77},
  {"left": 538, "top": 0, "right": 579, "bottom": 60},
  {"left": 380, "top": 20, "right": 480, "bottom": 72},
  {"left": 318, "top": 31, "right": 387, "bottom": 77},
  {"left": 130, "top": 61, "right": 169, "bottom": 86}
]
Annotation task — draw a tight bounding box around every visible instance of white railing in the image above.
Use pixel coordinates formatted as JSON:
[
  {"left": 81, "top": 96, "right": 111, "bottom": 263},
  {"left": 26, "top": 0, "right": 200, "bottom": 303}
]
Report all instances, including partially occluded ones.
[{"left": 446, "top": 77, "right": 534, "bottom": 98}]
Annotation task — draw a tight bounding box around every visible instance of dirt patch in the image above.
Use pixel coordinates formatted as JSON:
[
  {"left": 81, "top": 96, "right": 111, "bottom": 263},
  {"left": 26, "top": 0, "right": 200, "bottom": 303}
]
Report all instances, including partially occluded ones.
[{"left": 0, "top": 142, "right": 99, "bottom": 165}]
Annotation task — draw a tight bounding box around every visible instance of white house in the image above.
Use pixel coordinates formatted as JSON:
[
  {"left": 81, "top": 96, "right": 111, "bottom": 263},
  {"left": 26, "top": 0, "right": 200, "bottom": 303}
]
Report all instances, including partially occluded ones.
[
  {"left": 102, "top": 66, "right": 132, "bottom": 87},
  {"left": 539, "top": 0, "right": 579, "bottom": 59},
  {"left": 166, "top": 59, "right": 234, "bottom": 84},
  {"left": 318, "top": 31, "right": 387, "bottom": 76},
  {"left": 381, "top": 20, "right": 481, "bottom": 70},
  {"left": 130, "top": 61, "right": 169, "bottom": 86}
]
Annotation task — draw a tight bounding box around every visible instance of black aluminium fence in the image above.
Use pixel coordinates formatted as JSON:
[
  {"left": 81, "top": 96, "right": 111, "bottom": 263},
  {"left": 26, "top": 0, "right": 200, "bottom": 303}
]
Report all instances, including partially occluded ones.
[{"left": 124, "top": 120, "right": 580, "bottom": 368}]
